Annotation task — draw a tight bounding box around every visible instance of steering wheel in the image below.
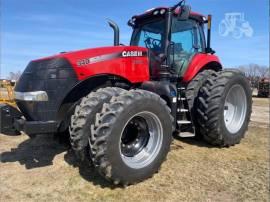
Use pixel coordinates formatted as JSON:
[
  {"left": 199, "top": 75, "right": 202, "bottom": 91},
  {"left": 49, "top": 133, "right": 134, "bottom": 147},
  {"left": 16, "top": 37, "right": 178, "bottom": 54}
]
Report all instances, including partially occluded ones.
[
  {"left": 152, "top": 39, "right": 161, "bottom": 50},
  {"left": 144, "top": 38, "right": 161, "bottom": 51}
]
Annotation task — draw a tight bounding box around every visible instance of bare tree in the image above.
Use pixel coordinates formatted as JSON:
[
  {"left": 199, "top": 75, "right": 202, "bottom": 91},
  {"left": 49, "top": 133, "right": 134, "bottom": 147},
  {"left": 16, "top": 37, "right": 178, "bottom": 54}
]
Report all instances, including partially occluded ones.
[
  {"left": 257, "top": 66, "right": 269, "bottom": 78},
  {"left": 7, "top": 71, "right": 22, "bottom": 81},
  {"left": 238, "top": 65, "right": 248, "bottom": 76},
  {"left": 236, "top": 64, "right": 269, "bottom": 88}
]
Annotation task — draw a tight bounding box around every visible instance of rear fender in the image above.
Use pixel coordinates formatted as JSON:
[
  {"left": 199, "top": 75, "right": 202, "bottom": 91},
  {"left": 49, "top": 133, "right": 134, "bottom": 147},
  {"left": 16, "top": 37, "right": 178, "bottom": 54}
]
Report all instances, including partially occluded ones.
[{"left": 182, "top": 53, "right": 222, "bottom": 82}]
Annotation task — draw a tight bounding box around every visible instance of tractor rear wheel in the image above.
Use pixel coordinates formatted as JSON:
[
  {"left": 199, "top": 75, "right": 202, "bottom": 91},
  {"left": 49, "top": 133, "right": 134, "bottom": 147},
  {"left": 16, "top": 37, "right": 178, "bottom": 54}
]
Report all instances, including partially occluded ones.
[
  {"left": 69, "top": 87, "right": 125, "bottom": 161},
  {"left": 197, "top": 70, "right": 252, "bottom": 146},
  {"left": 90, "top": 90, "right": 173, "bottom": 185}
]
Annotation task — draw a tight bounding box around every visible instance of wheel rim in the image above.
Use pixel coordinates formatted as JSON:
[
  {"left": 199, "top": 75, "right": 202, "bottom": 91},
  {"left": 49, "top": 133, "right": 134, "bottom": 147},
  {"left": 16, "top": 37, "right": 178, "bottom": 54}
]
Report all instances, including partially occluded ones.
[
  {"left": 119, "top": 111, "right": 163, "bottom": 169},
  {"left": 224, "top": 84, "right": 247, "bottom": 134}
]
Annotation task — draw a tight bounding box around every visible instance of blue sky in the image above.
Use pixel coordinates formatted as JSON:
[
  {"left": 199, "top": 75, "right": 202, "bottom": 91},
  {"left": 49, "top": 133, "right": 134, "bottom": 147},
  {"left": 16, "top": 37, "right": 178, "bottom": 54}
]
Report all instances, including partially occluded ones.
[{"left": 1, "top": 0, "right": 269, "bottom": 78}]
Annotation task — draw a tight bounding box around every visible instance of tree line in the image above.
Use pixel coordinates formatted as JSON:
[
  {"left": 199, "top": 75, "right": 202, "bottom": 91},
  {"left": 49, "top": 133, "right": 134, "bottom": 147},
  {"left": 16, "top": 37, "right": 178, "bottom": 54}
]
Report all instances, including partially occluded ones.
[
  {"left": 6, "top": 71, "right": 22, "bottom": 81},
  {"left": 237, "top": 64, "right": 269, "bottom": 88}
]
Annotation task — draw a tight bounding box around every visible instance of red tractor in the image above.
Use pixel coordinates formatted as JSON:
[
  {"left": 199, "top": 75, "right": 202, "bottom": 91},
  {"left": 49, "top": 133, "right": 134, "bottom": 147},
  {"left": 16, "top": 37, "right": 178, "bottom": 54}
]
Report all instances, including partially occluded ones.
[
  {"left": 257, "top": 78, "right": 270, "bottom": 97},
  {"left": 1, "top": 1, "right": 252, "bottom": 185}
]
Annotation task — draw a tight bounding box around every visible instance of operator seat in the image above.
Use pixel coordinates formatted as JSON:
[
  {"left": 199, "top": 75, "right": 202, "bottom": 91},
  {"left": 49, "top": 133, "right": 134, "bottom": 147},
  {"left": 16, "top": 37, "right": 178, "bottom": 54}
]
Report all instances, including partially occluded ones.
[{"left": 171, "top": 43, "right": 192, "bottom": 76}]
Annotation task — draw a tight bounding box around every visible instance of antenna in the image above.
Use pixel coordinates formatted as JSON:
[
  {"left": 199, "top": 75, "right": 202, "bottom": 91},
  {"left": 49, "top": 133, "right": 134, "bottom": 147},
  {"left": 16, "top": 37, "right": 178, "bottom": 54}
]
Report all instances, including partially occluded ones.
[{"left": 172, "top": 0, "right": 186, "bottom": 10}]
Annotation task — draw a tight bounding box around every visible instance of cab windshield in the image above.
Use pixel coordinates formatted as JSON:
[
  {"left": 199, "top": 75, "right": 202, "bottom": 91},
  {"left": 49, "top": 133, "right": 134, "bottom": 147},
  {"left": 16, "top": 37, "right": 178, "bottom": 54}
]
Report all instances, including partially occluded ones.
[{"left": 130, "top": 18, "right": 166, "bottom": 54}]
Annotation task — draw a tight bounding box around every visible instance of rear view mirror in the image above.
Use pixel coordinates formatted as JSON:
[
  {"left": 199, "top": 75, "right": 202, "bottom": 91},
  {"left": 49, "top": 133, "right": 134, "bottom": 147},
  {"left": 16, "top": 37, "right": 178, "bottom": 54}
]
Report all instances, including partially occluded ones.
[{"left": 178, "top": 5, "right": 191, "bottom": 20}]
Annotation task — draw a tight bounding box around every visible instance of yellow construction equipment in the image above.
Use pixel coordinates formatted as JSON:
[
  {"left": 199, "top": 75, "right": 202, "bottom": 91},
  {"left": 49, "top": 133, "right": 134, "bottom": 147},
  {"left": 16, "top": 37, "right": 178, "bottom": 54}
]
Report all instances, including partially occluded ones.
[{"left": 0, "top": 79, "right": 16, "bottom": 106}]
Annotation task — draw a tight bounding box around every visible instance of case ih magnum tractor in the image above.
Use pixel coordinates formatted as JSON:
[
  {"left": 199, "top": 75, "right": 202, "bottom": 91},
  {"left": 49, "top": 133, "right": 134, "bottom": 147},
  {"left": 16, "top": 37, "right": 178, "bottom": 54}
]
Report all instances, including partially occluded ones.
[{"left": 0, "top": 1, "right": 252, "bottom": 185}]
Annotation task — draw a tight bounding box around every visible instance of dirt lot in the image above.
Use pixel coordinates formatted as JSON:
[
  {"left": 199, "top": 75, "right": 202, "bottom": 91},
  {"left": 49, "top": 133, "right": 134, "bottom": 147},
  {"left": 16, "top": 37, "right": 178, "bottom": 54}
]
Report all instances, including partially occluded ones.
[{"left": 0, "top": 98, "right": 269, "bottom": 202}]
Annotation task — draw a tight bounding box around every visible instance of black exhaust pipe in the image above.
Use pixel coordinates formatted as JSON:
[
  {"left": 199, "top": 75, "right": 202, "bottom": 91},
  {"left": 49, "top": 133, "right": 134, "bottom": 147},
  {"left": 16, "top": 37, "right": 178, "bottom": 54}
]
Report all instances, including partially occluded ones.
[{"left": 107, "top": 19, "right": 120, "bottom": 46}]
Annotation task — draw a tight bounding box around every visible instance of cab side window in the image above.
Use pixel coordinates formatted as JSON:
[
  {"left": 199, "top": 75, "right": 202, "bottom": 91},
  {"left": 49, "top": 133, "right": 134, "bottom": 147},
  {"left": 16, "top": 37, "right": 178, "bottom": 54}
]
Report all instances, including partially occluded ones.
[
  {"left": 172, "top": 29, "right": 193, "bottom": 54},
  {"left": 171, "top": 19, "right": 203, "bottom": 75}
]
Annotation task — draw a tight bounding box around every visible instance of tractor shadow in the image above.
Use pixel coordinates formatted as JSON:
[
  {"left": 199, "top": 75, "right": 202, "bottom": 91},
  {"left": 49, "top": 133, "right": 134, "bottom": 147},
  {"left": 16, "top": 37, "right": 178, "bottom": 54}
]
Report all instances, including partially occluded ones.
[
  {"left": 173, "top": 132, "right": 215, "bottom": 148},
  {"left": 0, "top": 132, "right": 214, "bottom": 188},
  {"left": 0, "top": 134, "right": 69, "bottom": 169},
  {"left": 64, "top": 150, "right": 119, "bottom": 189},
  {"left": 0, "top": 134, "right": 118, "bottom": 188}
]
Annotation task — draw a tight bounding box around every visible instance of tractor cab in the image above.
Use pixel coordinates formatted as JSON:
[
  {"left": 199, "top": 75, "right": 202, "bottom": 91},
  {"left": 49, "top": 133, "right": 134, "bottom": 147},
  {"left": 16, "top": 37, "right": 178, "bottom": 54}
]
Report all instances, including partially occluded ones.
[{"left": 128, "top": 4, "right": 211, "bottom": 79}]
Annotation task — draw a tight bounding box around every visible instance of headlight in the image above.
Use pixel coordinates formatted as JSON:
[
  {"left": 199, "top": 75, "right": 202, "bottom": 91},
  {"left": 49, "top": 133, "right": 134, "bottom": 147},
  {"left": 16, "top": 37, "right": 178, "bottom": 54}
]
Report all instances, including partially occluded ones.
[
  {"left": 14, "top": 91, "right": 48, "bottom": 101},
  {"left": 153, "top": 10, "right": 159, "bottom": 15},
  {"left": 160, "top": 9, "right": 166, "bottom": 15}
]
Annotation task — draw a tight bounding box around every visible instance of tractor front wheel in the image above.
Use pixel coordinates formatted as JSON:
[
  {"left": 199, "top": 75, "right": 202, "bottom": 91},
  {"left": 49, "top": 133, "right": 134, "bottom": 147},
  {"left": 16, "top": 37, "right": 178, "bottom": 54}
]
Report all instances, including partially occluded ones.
[
  {"left": 69, "top": 87, "right": 125, "bottom": 161},
  {"left": 90, "top": 90, "right": 173, "bottom": 185}
]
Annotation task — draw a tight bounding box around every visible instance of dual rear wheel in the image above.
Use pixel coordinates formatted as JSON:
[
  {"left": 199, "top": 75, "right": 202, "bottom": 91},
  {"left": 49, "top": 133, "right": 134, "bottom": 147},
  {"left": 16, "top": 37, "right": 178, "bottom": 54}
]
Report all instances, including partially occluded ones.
[
  {"left": 186, "top": 69, "right": 252, "bottom": 146},
  {"left": 196, "top": 70, "right": 252, "bottom": 146}
]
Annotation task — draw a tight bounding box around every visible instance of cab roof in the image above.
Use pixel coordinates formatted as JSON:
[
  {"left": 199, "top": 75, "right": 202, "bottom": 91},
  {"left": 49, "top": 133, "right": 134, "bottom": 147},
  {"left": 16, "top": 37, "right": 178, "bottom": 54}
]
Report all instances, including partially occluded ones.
[{"left": 132, "top": 7, "right": 206, "bottom": 23}]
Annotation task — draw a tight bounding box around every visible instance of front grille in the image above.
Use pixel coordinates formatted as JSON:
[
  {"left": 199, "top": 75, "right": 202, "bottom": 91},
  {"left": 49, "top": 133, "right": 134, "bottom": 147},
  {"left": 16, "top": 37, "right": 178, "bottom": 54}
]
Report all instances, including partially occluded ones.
[{"left": 15, "top": 57, "right": 78, "bottom": 121}]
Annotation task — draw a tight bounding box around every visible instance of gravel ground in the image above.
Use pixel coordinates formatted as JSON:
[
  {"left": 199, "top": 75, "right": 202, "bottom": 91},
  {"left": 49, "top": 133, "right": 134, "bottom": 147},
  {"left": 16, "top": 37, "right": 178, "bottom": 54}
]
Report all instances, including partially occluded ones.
[{"left": 0, "top": 98, "right": 269, "bottom": 202}]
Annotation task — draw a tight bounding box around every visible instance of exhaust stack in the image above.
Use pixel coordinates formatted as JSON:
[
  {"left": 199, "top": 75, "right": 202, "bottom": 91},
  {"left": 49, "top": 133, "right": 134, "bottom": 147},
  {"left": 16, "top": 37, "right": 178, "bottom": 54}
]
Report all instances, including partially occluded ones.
[
  {"left": 107, "top": 19, "right": 120, "bottom": 46},
  {"left": 206, "top": 15, "right": 215, "bottom": 54}
]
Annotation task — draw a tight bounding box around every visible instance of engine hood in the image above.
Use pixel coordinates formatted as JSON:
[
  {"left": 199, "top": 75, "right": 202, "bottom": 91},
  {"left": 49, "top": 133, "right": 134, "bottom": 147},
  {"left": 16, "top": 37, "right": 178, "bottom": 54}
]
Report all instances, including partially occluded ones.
[
  {"left": 33, "top": 46, "right": 149, "bottom": 81},
  {"left": 34, "top": 46, "right": 147, "bottom": 62}
]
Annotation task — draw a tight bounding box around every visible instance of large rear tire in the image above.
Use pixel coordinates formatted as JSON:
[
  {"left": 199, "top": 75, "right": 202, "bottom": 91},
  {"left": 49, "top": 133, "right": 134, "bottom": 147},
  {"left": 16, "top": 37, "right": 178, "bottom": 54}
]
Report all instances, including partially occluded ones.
[
  {"left": 69, "top": 87, "right": 125, "bottom": 161},
  {"left": 186, "top": 70, "right": 218, "bottom": 135},
  {"left": 90, "top": 90, "right": 173, "bottom": 185},
  {"left": 197, "top": 70, "right": 252, "bottom": 146}
]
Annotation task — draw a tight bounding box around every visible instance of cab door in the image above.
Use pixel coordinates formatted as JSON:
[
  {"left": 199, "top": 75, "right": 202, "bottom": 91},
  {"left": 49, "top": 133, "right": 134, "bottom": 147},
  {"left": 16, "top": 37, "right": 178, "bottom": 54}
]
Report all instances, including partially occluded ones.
[{"left": 170, "top": 18, "right": 205, "bottom": 76}]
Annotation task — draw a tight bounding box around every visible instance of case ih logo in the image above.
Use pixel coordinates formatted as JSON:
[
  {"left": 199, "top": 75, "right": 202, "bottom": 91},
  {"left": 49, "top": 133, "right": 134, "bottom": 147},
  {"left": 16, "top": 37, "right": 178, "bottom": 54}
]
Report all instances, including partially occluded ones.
[
  {"left": 77, "top": 51, "right": 146, "bottom": 67},
  {"left": 122, "top": 51, "right": 143, "bottom": 57}
]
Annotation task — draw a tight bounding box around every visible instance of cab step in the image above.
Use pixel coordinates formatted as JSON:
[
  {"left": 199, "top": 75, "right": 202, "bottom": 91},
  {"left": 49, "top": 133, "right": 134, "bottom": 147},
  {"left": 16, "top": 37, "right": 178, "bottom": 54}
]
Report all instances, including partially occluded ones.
[
  {"left": 178, "top": 132, "right": 196, "bottom": 138},
  {"left": 177, "top": 120, "right": 192, "bottom": 124},
  {"left": 177, "top": 108, "right": 189, "bottom": 112},
  {"left": 178, "top": 97, "right": 186, "bottom": 101}
]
